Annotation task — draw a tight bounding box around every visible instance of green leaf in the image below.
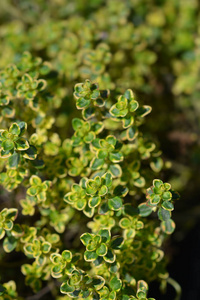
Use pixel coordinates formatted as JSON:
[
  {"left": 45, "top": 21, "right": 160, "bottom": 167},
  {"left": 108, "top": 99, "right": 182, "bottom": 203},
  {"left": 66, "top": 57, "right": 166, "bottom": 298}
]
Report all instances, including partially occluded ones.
[
  {"left": 126, "top": 126, "right": 138, "bottom": 141},
  {"left": 158, "top": 208, "right": 171, "bottom": 221},
  {"left": 12, "top": 224, "right": 24, "bottom": 237},
  {"left": 99, "top": 229, "right": 110, "bottom": 243},
  {"left": 30, "top": 175, "right": 41, "bottom": 186},
  {"left": 150, "top": 194, "right": 160, "bottom": 205},
  {"left": 119, "top": 218, "right": 131, "bottom": 228},
  {"left": 161, "top": 200, "right": 174, "bottom": 211},
  {"left": 104, "top": 249, "right": 115, "bottom": 263},
  {"left": 161, "top": 219, "right": 176, "bottom": 234},
  {"left": 62, "top": 250, "right": 72, "bottom": 262},
  {"left": 72, "top": 118, "right": 83, "bottom": 131},
  {"left": 42, "top": 242, "right": 51, "bottom": 253},
  {"left": 109, "top": 151, "right": 123, "bottom": 163},
  {"left": 150, "top": 157, "right": 163, "bottom": 172},
  {"left": 129, "top": 100, "right": 139, "bottom": 112},
  {"left": 83, "top": 204, "right": 94, "bottom": 218},
  {"left": 3, "top": 236, "right": 17, "bottom": 253},
  {"left": 84, "top": 250, "right": 98, "bottom": 261},
  {"left": 80, "top": 233, "right": 92, "bottom": 246},
  {"left": 9, "top": 123, "right": 20, "bottom": 135},
  {"left": 75, "top": 198, "right": 87, "bottom": 210},
  {"left": 17, "top": 121, "right": 27, "bottom": 135},
  {"left": 122, "top": 115, "right": 134, "bottom": 128},
  {"left": 99, "top": 185, "right": 107, "bottom": 196},
  {"left": 109, "top": 164, "right": 122, "bottom": 177},
  {"left": 76, "top": 97, "right": 90, "bottom": 109},
  {"left": 138, "top": 203, "right": 153, "bottom": 217},
  {"left": 153, "top": 179, "right": 163, "bottom": 188},
  {"left": 91, "top": 158, "right": 104, "bottom": 170},
  {"left": 92, "top": 276, "right": 105, "bottom": 291},
  {"left": 27, "top": 186, "right": 38, "bottom": 196},
  {"left": 162, "top": 191, "right": 172, "bottom": 201},
  {"left": 60, "top": 281, "right": 75, "bottom": 294},
  {"left": 8, "top": 152, "right": 20, "bottom": 168},
  {"left": 96, "top": 243, "right": 108, "bottom": 256},
  {"left": 113, "top": 185, "right": 128, "bottom": 197},
  {"left": 4, "top": 220, "right": 13, "bottom": 230},
  {"left": 2, "top": 140, "right": 14, "bottom": 151},
  {"left": 108, "top": 196, "right": 123, "bottom": 211},
  {"left": 15, "top": 137, "right": 29, "bottom": 150},
  {"left": 82, "top": 106, "right": 95, "bottom": 120},
  {"left": 110, "top": 277, "right": 122, "bottom": 292},
  {"left": 89, "top": 196, "right": 101, "bottom": 208},
  {"left": 136, "top": 105, "right": 152, "bottom": 117},
  {"left": 22, "top": 145, "right": 37, "bottom": 160},
  {"left": 110, "top": 237, "right": 124, "bottom": 249}
]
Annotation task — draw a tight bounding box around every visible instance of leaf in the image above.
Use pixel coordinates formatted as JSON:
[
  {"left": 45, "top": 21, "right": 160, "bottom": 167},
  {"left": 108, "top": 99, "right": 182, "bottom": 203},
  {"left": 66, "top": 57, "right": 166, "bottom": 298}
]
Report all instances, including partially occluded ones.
[
  {"left": 126, "top": 126, "right": 138, "bottom": 141},
  {"left": 153, "top": 179, "right": 163, "bottom": 188},
  {"left": 80, "top": 233, "right": 93, "bottom": 246},
  {"left": 91, "top": 158, "right": 104, "bottom": 170},
  {"left": 75, "top": 198, "right": 87, "bottom": 210},
  {"left": 113, "top": 185, "right": 128, "bottom": 197},
  {"left": 110, "top": 237, "right": 124, "bottom": 249},
  {"left": 109, "top": 151, "right": 123, "bottom": 163},
  {"left": 158, "top": 208, "right": 171, "bottom": 221},
  {"left": 92, "top": 276, "right": 105, "bottom": 290},
  {"left": 150, "top": 157, "right": 163, "bottom": 172},
  {"left": 161, "top": 219, "right": 176, "bottom": 234},
  {"left": 119, "top": 218, "right": 131, "bottom": 228},
  {"left": 108, "top": 196, "right": 123, "bottom": 211},
  {"left": 162, "top": 191, "right": 172, "bottom": 201},
  {"left": 82, "top": 106, "right": 95, "bottom": 120},
  {"left": 15, "top": 137, "right": 29, "bottom": 151},
  {"left": 161, "top": 200, "right": 174, "bottom": 211},
  {"left": 138, "top": 203, "right": 153, "bottom": 217},
  {"left": 110, "top": 277, "right": 122, "bottom": 291},
  {"left": 72, "top": 118, "right": 83, "bottom": 131},
  {"left": 99, "top": 229, "right": 110, "bottom": 243},
  {"left": 96, "top": 243, "right": 108, "bottom": 256},
  {"left": 8, "top": 152, "right": 20, "bottom": 168},
  {"left": 12, "top": 224, "right": 24, "bottom": 237},
  {"left": 22, "top": 145, "right": 37, "bottom": 160},
  {"left": 60, "top": 281, "right": 75, "bottom": 294},
  {"left": 9, "top": 123, "right": 20, "bottom": 135},
  {"left": 76, "top": 97, "right": 90, "bottom": 109},
  {"left": 150, "top": 194, "right": 160, "bottom": 205},
  {"left": 2, "top": 140, "right": 14, "bottom": 151},
  {"left": 89, "top": 196, "right": 101, "bottom": 208},
  {"left": 99, "top": 185, "right": 108, "bottom": 196},
  {"left": 84, "top": 250, "right": 98, "bottom": 261},
  {"left": 104, "top": 249, "right": 116, "bottom": 263},
  {"left": 3, "top": 236, "right": 17, "bottom": 253},
  {"left": 109, "top": 164, "right": 122, "bottom": 177},
  {"left": 62, "top": 250, "right": 72, "bottom": 262},
  {"left": 136, "top": 105, "right": 152, "bottom": 117}
]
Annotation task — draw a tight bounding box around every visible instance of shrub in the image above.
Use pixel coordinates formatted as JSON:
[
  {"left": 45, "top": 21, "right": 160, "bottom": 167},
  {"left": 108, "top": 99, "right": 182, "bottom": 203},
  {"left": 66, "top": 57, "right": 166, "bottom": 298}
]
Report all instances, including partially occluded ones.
[
  {"left": 1, "top": 0, "right": 198, "bottom": 298},
  {"left": 0, "top": 50, "right": 180, "bottom": 299}
]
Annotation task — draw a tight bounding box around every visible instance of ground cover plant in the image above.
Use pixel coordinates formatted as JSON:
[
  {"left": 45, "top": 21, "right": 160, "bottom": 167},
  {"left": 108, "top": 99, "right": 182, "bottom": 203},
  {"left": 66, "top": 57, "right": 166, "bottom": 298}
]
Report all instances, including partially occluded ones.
[{"left": 0, "top": 0, "right": 199, "bottom": 299}]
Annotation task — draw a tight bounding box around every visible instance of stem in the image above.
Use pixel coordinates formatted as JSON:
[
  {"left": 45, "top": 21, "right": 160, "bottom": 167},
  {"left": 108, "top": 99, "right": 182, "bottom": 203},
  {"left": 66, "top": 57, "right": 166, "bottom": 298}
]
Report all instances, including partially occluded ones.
[
  {"left": 167, "top": 277, "right": 182, "bottom": 300},
  {"left": 26, "top": 286, "right": 50, "bottom": 300}
]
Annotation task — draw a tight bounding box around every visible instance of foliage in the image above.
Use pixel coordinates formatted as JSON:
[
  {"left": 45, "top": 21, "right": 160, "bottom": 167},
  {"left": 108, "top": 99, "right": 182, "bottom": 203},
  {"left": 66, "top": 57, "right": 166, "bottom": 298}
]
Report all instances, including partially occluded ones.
[
  {"left": 1, "top": 0, "right": 198, "bottom": 298},
  {"left": 0, "top": 62, "right": 180, "bottom": 299}
]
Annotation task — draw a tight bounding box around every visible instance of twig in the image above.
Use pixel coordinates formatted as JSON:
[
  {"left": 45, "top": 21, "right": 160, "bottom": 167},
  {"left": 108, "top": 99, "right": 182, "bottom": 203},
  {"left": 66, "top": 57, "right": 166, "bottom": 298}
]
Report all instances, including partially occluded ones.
[{"left": 26, "top": 285, "right": 50, "bottom": 300}]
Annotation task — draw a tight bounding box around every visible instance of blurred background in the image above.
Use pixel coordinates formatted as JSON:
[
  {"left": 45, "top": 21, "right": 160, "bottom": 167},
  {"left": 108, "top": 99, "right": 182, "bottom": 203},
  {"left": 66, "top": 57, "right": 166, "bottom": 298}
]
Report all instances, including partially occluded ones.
[{"left": 0, "top": 0, "right": 199, "bottom": 299}]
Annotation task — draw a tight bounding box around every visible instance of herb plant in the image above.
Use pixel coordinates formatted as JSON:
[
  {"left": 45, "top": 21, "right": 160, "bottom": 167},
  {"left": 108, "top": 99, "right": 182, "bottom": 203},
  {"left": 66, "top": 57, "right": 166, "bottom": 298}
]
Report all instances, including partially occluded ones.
[{"left": 0, "top": 52, "right": 180, "bottom": 299}]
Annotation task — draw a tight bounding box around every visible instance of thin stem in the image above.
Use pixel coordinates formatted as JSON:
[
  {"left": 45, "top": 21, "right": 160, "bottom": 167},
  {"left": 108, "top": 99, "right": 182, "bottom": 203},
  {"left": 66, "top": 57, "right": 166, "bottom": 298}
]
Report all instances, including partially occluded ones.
[{"left": 167, "top": 277, "right": 182, "bottom": 300}]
